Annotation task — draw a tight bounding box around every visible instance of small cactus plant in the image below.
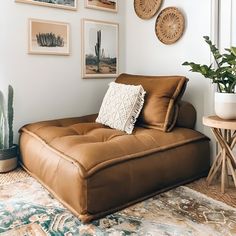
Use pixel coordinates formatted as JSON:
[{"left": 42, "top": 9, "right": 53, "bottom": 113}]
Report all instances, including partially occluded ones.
[
  {"left": 0, "top": 85, "right": 14, "bottom": 149},
  {"left": 36, "top": 33, "right": 64, "bottom": 47},
  {"left": 95, "top": 30, "right": 102, "bottom": 72}
]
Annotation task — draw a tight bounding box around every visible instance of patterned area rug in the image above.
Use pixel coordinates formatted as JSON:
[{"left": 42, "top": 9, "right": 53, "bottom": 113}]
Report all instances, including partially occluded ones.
[
  {"left": 0, "top": 175, "right": 236, "bottom": 235},
  {"left": 187, "top": 177, "right": 236, "bottom": 208}
]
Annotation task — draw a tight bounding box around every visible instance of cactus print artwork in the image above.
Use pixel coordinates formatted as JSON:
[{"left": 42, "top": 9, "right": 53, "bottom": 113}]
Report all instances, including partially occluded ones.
[
  {"left": 82, "top": 19, "right": 119, "bottom": 78},
  {"left": 28, "top": 19, "right": 70, "bottom": 55}
]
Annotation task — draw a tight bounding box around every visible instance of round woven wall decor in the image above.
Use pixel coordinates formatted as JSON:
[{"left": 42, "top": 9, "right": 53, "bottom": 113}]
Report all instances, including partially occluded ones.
[
  {"left": 134, "top": 0, "right": 163, "bottom": 20},
  {"left": 155, "top": 7, "right": 185, "bottom": 44}
]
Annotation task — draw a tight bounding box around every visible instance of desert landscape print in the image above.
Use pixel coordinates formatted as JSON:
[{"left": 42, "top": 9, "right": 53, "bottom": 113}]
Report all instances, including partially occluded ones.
[
  {"left": 83, "top": 20, "right": 118, "bottom": 78},
  {"left": 33, "top": 0, "right": 75, "bottom": 6},
  {"left": 86, "top": 0, "right": 117, "bottom": 11},
  {"left": 29, "top": 19, "right": 70, "bottom": 55}
]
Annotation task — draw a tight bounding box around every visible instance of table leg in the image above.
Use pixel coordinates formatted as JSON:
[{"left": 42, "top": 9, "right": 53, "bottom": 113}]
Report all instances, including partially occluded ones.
[
  {"left": 227, "top": 158, "right": 236, "bottom": 188},
  {"left": 207, "top": 150, "right": 221, "bottom": 182},
  {"left": 214, "top": 129, "right": 236, "bottom": 168},
  {"left": 207, "top": 152, "right": 222, "bottom": 185},
  {"left": 231, "top": 136, "right": 236, "bottom": 149},
  {"left": 209, "top": 128, "right": 236, "bottom": 193},
  {"left": 221, "top": 148, "right": 226, "bottom": 193}
]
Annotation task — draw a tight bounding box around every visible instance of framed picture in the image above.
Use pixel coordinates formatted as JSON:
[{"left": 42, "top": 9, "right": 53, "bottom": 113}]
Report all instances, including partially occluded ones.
[
  {"left": 85, "top": 0, "right": 117, "bottom": 13},
  {"left": 82, "top": 19, "right": 119, "bottom": 78},
  {"left": 15, "top": 0, "right": 77, "bottom": 11},
  {"left": 28, "top": 19, "right": 70, "bottom": 56}
]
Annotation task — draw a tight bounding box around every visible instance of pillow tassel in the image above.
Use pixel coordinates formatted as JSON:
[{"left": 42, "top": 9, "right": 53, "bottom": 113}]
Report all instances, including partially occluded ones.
[{"left": 125, "top": 90, "right": 146, "bottom": 134}]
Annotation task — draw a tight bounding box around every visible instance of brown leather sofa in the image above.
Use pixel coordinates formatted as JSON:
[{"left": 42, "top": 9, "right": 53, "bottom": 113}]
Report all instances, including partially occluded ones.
[{"left": 19, "top": 74, "right": 210, "bottom": 223}]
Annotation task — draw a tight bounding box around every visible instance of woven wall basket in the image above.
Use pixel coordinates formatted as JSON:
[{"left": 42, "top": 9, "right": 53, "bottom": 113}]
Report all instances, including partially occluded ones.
[
  {"left": 134, "top": 0, "right": 163, "bottom": 19},
  {"left": 155, "top": 7, "right": 185, "bottom": 44}
]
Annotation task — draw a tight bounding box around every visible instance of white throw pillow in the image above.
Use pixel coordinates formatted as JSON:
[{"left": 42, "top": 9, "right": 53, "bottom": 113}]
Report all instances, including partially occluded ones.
[{"left": 96, "top": 82, "right": 146, "bottom": 134}]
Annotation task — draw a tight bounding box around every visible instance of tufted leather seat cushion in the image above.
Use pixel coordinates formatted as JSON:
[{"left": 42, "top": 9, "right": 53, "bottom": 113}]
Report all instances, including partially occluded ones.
[
  {"left": 19, "top": 114, "right": 210, "bottom": 222},
  {"left": 22, "top": 118, "right": 206, "bottom": 178}
]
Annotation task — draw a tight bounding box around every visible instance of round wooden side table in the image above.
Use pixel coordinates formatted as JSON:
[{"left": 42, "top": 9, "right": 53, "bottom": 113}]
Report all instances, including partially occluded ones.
[{"left": 203, "top": 116, "right": 236, "bottom": 193}]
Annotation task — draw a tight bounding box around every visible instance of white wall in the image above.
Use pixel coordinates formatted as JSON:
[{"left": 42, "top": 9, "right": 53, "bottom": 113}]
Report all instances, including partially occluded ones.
[
  {"left": 125, "top": 0, "right": 214, "bottom": 133},
  {"left": 0, "top": 1, "right": 126, "bottom": 142}
]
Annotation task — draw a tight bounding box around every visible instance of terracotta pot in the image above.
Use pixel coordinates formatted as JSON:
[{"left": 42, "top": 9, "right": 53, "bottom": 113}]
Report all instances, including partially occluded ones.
[
  {"left": 215, "top": 92, "right": 236, "bottom": 119},
  {"left": 0, "top": 145, "right": 18, "bottom": 173}
]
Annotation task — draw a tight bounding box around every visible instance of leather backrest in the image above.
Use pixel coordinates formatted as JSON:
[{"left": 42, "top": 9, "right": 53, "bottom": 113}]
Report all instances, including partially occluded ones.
[{"left": 115, "top": 73, "right": 188, "bottom": 132}]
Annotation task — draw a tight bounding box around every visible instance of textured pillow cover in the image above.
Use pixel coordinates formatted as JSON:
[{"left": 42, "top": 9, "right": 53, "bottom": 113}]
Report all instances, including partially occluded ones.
[
  {"left": 96, "top": 82, "right": 146, "bottom": 134},
  {"left": 115, "top": 73, "right": 188, "bottom": 132}
]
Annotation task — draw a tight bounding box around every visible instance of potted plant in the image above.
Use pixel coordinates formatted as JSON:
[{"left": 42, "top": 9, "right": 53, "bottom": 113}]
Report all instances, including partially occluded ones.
[
  {"left": 0, "top": 85, "right": 18, "bottom": 172},
  {"left": 183, "top": 36, "right": 236, "bottom": 119}
]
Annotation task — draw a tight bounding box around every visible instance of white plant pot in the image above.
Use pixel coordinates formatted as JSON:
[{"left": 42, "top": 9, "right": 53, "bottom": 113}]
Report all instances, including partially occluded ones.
[{"left": 215, "top": 92, "right": 236, "bottom": 119}]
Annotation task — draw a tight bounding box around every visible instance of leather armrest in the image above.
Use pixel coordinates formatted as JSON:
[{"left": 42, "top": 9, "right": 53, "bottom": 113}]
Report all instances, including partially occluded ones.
[{"left": 176, "top": 101, "right": 196, "bottom": 129}]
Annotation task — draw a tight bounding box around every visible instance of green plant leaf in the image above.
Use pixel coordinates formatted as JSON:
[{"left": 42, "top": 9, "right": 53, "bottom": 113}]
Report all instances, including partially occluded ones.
[
  {"left": 231, "top": 47, "right": 236, "bottom": 57},
  {"left": 203, "top": 36, "right": 222, "bottom": 60},
  {"left": 182, "top": 36, "right": 236, "bottom": 93},
  {"left": 0, "top": 91, "right": 7, "bottom": 149},
  {"left": 8, "top": 85, "right": 14, "bottom": 147},
  {"left": 229, "top": 80, "right": 236, "bottom": 93}
]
